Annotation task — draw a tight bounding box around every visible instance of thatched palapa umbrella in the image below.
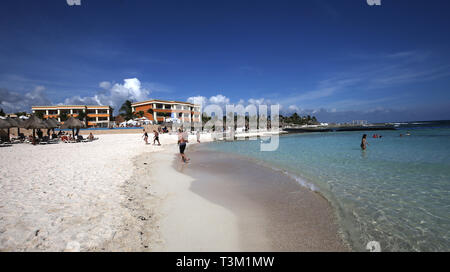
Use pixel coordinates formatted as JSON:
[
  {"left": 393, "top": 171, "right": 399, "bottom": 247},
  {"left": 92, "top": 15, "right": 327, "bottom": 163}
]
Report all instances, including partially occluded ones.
[
  {"left": 44, "top": 118, "right": 60, "bottom": 136},
  {"left": 23, "top": 115, "right": 48, "bottom": 143},
  {"left": 5, "top": 117, "right": 21, "bottom": 140},
  {"left": 60, "top": 116, "right": 85, "bottom": 137},
  {"left": 0, "top": 118, "right": 13, "bottom": 141},
  {"left": 15, "top": 118, "right": 26, "bottom": 135},
  {"left": 5, "top": 117, "right": 20, "bottom": 127}
]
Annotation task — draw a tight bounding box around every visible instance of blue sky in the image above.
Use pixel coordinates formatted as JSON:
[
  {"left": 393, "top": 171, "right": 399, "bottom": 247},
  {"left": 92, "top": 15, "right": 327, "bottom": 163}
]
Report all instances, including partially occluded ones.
[{"left": 0, "top": 0, "right": 449, "bottom": 122}]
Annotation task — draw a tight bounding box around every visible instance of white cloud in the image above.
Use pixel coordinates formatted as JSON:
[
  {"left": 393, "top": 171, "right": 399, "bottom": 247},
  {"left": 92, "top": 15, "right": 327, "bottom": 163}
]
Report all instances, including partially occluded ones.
[
  {"left": 209, "top": 94, "right": 230, "bottom": 104},
  {"left": 64, "top": 78, "right": 151, "bottom": 113},
  {"left": 248, "top": 98, "right": 265, "bottom": 105},
  {"left": 187, "top": 94, "right": 231, "bottom": 110},
  {"left": 288, "top": 105, "right": 300, "bottom": 112},
  {"left": 187, "top": 96, "right": 208, "bottom": 108},
  {"left": 99, "top": 81, "right": 111, "bottom": 89}
]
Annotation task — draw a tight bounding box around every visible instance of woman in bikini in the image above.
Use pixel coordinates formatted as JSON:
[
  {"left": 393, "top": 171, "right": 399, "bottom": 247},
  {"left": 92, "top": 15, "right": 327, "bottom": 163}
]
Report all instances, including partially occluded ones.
[{"left": 361, "top": 134, "right": 369, "bottom": 150}]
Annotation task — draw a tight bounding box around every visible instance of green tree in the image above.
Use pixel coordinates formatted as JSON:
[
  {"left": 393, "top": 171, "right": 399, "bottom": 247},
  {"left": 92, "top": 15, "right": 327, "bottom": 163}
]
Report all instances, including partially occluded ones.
[
  {"left": 0, "top": 108, "right": 5, "bottom": 117},
  {"left": 201, "top": 113, "right": 211, "bottom": 126},
  {"left": 136, "top": 111, "right": 145, "bottom": 118},
  {"left": 15, "top": 111, "right": 27, "bottom": 117},
  {"left": 119, "top": 100, "right": 135, "bottom": 120},
  {"left": 60, "top": 112, "right": 69, "bottom": 122},
  {"left": 35, "top": 111, "right": 45, "bottom": 119},
  {"left": 77, "top": 111, "right": 88, "bottom": 127}
]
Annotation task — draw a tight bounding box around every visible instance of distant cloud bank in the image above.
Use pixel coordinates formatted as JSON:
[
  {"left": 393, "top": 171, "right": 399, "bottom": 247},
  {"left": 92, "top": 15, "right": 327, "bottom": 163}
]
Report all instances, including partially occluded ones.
[
  {"left": 0, "top": 86, "right": 51, "bottom": 113},
  {"left": 63, "top": 78, "right": 151, "bottom": 112}
]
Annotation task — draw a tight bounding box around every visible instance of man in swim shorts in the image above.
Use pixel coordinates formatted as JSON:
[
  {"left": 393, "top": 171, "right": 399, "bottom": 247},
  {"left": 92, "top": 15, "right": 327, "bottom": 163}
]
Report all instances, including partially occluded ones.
[{"left": 178, "top": 128, "right": 189, "bottom": 163}]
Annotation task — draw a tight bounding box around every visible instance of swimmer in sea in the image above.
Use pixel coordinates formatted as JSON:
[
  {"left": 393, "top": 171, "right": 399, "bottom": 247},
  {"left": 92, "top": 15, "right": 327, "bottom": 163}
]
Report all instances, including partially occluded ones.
[{"left": 361, "top": 134, "right": 369, "bottom": 150}]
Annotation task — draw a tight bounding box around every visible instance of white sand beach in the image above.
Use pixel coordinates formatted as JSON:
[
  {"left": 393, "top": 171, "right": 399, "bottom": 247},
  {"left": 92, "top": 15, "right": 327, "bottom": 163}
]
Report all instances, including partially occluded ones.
[{"left": 0, "top": 132, "right": 346, "bottom": 252}]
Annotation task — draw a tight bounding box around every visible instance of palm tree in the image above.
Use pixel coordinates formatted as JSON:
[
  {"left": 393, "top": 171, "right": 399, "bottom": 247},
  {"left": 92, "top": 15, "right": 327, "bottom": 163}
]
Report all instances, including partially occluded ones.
[
  {"left": 60, "top": 112, "right": 69, "bottom": 122},
  {"left": 119, "top": 100, "right": 135, "bottom": 120},
  {"left": 15, "top": 111, "right": 27, "bottom": 117},
  {"left": 137, "top": 111, "right": 145, "bottom": 118},
  {"left": 77, "top": 111, "right": 88, "bottom": 127},
  {"left": 35, "top": 111, "right": 45, "bottom": 119}
]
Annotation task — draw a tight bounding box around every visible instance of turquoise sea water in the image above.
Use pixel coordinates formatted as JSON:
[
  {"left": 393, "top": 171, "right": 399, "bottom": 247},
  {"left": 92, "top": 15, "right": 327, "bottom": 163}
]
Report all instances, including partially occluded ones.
[{"left": 205, "top": 123, "right": 450, "bottom": 251}]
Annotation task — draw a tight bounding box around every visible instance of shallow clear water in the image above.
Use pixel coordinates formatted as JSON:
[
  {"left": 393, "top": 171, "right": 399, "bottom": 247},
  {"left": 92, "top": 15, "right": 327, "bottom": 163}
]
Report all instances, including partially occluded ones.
[{"left": 205, "top": 126, "right": 450, "bottom": 251}]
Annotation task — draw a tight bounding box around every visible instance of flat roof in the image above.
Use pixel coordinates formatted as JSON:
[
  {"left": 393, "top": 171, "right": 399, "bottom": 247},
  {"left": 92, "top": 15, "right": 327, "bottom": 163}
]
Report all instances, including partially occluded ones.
[
  {"left": 32, "top": 105, "right": 111, "bottom": 109},
  {"left": 132, "top": 99, "right": 200, "bottom": 107}
]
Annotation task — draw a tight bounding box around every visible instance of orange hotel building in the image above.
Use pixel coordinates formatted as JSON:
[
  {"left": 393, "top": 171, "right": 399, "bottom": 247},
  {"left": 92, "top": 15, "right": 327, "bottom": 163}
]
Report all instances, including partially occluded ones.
[
  {"left": 131, "top": 99, "right": 201, "bottom": 124},
  {"left": 31, "top": 105, "right": 113, "bottom": 127}
]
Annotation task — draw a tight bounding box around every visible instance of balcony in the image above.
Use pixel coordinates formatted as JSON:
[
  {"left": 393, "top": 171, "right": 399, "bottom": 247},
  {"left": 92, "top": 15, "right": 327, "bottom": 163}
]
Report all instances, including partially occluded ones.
[{"left": 87, "top": 114, "right": 110, "bottom": 118}]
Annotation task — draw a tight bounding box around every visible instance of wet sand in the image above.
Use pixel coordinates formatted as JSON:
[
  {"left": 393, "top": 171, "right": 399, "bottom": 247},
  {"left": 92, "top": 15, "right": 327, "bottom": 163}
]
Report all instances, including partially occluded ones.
[{"left": 151, "top": 145, "right": 348, "bottom": 251}]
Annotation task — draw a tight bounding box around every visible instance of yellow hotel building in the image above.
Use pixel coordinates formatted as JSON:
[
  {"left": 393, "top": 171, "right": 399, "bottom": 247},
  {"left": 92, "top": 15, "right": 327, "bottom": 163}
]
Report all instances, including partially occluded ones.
[{"left": 31, "top": 105, "right": 113, "bottom": 127}]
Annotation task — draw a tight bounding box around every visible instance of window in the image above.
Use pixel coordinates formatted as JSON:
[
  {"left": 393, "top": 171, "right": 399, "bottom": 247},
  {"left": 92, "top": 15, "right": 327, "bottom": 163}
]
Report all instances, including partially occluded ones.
[{"left": 157, "top": 112, "right": 171, "bottom": 117}]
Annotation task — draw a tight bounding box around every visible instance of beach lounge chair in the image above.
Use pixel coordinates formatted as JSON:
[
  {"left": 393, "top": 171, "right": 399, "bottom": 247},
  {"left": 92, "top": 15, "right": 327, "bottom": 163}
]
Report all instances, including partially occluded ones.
[
  {"left": 0, "top": 142, "right": 12, "bottom": 147},
  {"left": 48, "top": 139, "right": 60, "bottom": 144}
]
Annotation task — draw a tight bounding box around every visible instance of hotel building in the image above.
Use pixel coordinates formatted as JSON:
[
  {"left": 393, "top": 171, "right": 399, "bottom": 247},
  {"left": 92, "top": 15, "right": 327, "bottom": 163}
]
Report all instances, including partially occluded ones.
[
  {"left": 131, "top": 99, "right": 201, "bottom": 124},
  {"left": 31, "top": 105, "right": 113, "bottom": 127}
]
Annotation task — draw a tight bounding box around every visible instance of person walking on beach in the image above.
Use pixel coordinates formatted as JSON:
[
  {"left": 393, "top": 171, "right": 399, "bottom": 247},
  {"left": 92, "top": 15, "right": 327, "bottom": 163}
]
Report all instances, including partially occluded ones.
[
  {"left": 153, "top": 130, "right": 161, "bottom": 145},
  {"left": 178, "top": 128, "right": 189, "bottom": 163},
  {"left": 142, "top": 129, "right": 148, "bottom": 144},
  {"left": 196, "top": 130, "right": 201, "bottom": 143},
  {"left": 361, "top": 134, "right": 369, "bottom": 150}
]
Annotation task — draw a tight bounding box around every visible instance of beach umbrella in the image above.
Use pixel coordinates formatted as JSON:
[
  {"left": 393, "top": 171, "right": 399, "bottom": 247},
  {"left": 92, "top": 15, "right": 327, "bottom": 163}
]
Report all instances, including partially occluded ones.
[
  {"left": 5, "top": 117, "right": 20, "bottom": 127},
  {"left": 60, "top": 116, "right": 85, "bottom": 137},
  {"left": 0, "top": 118, "right": 12, "bottom": 128},
  {"left": 14, "top": 118, "right": 25, "bottom": 135},
  {"left": 23, "top": 115, "right": 48, "bottom": 129},
  {"left": 52, "top": 118, "right": 62, "bottom": 126},
  {"left": 45, "top": 118, "right": 59, "bottom": 128},
  {"left": 0, "top": 118, "right": 12, "bottom": 129},
  {"left": 0, "top": 118, "right": 13, "bottom": 141},
  {"left": 44, "top": 118, "right": 60, "bottom": 136},
  {"left": 23, "top": 115, "right": 48, "bottom": 142},
  {"left": 5, "top": 117, "right": 21, "bottom": 140}
]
